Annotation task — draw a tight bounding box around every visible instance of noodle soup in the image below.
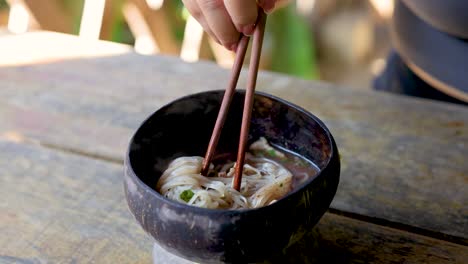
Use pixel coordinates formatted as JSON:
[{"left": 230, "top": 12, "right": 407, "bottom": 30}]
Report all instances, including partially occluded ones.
[
  {"left": 248, "top": 138, "right": 320, "bottom": 190},
  {"left": 125, "top": 90, "right": 340, "bottom": 263},
  {"left": 156, "top": 138, "right": 319, "bottom": 210}
]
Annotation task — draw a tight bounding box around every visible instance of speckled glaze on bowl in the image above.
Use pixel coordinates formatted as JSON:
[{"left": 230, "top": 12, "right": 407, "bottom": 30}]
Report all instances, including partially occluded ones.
[{"left": 124, "top": 90, "right": 340, "bottom": 263}]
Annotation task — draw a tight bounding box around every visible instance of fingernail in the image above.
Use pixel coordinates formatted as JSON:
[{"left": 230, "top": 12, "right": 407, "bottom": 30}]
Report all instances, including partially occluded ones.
[
  {"left": 241, "top": 24, "right": 255, "bottom": 36},
  {"left": 263, "top": 0, "right": 275, "bottom": 13},
  {"left": 228, "top": 43, "right": 238, "bottom": 52}
]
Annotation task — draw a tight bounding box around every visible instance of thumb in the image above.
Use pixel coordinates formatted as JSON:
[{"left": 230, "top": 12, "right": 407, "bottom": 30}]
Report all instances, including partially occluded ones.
[{"left": 258, "top": 0, "right": 291, "bottom": 13}]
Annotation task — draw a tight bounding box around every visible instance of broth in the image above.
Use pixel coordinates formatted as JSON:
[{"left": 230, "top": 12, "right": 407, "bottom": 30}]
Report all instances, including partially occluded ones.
[
  {"left": 212, "top": 144, "right": 320, "bottom": 191},
  {"left": 157, "top": 138, "right": 320, "bottom": 209}
]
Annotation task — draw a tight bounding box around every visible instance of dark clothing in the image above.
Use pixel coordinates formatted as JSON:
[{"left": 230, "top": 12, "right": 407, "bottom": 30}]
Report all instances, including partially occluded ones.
[{"left": 374, "top": 51, "right": 467, "bottom": 106}]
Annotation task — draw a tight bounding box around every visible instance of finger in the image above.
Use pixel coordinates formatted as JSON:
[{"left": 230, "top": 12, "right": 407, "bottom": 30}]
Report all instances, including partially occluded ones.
[
  {"left": 182, "top": 0, "right": 220, "bottom": 43},
  {"left": 224, "top": 0, "right": 258, "bottom": 36},
  {"left": 257, "top": 0, "right": 275, "bottom": 13},
  {"left": 258, "top": 0, "right": 290, "bottom": 13},
  {"left": 274, "top": 0, "right": 292, "bottom": 10},
  {"left": 257, "top": 0, "right": 276, "bottom": 12},
  {"left": 197, "top": 0, "right": 240, "bottom": 51}
]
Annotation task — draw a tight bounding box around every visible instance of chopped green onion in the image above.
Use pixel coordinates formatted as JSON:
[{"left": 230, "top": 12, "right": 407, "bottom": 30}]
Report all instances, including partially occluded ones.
[
  {"left": 268, "top": 149, "right": 276, "bottom": 157},
  {"left": 180, "top": 189, "right": 194, "bottom": 202}
]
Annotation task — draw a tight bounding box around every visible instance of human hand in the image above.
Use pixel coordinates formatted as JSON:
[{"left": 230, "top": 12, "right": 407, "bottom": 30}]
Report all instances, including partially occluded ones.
[{"left": 182, "top": 0, "right": 289, "bottom": 51}]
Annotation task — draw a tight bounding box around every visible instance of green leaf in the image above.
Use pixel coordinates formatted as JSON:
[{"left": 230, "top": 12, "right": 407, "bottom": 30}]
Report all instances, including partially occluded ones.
[
  {"left": 268, "top": 5, "right": 318, "bottom": 79},
  {"left": 268, "top": 149, "right": 277, "bottom": 157},
  {"left": 180, "top": 189, "right": 195, "bottom": 202}
]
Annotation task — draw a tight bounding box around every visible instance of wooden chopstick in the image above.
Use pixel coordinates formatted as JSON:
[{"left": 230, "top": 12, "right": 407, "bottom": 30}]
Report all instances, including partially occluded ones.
[
  {"left": 233, "top": 11, "right": 267, "bottom": 191},
  {"left": 201, "top": 11, "right": 267, "bottom": 192},
  {"left": 201, "top": 35, "right": 250, "bottom": 176}
]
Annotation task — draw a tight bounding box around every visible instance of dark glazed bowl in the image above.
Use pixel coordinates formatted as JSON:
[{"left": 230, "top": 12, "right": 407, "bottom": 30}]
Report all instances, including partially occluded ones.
[{"left": 124, "top": 90, "right": 340, "bottom": 263}]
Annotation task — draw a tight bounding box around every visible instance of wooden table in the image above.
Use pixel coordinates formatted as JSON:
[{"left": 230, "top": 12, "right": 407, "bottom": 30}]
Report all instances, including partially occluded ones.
[{"left": 1, "top": 32, "right": 467, "bottom": 263}]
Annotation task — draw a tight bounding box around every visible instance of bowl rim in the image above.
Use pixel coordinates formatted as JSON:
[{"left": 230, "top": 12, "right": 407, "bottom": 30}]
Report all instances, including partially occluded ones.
[{"left": 125, "top": 89, "right": 337, "bottom": 214}]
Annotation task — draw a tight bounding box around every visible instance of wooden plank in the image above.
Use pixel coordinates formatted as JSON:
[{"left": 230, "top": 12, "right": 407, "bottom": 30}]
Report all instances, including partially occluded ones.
[
  {"left": 155, "top": 213, "right": 468, "bottom": 264},
  {"left": 0, "top": 9, "right": 9, "bottom": 26},
  {"left": 99, "top": 0, "right": 117, "bottom": 40},
  {"left": 122, "top": 1, "right": 160, "bottom": 54},
  {"left": 0, "top": 32, "right": 130, "bottom": 66},
  {"left": 0, "top": 141, "right": 152, "bottom": 263},
  {"left": 79, "top": 0, "right": 107, "bottom": 39},
  {"left": 127, "top": 0, "right": 179, "bottom": 55},
  {"left": 0, "top": 100, "right": 131, "bottom": 162},
  {"left": 291, "top": 213, "right": 467, "bottom": 264},
  {"left": 0, "top": 140, "right": 466, "bottom": 263},
  {"left": 0, "top": 33, "right": 466, "bottom": 240},
  {"left": 6, "top": 0, "right": 73, "bottom": 33}
]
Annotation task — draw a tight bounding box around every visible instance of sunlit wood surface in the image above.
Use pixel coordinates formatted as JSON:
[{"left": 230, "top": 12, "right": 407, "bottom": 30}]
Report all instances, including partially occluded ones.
[{"left": 0, "top": 32, "right": 466, "bottom": 263}]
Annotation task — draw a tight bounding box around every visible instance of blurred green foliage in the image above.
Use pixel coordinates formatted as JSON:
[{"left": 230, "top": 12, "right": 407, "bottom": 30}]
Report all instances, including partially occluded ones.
[
  {"left": 62, "top": 0, "right": 85, "bottom": 34},
  {"left": 268, "top": 5, "right": 318, "bottom": 79}
]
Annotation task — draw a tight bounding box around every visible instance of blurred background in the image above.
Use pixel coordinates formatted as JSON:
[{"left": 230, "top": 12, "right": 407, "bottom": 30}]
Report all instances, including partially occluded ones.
[{"left": 0, "top": 0, "right": 394, "bottom": 90}]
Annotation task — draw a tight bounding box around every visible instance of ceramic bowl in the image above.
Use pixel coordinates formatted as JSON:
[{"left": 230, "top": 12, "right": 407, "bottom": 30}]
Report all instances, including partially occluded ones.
[{"left": 124, "top": 90, "right": 340, "bottom": 263}]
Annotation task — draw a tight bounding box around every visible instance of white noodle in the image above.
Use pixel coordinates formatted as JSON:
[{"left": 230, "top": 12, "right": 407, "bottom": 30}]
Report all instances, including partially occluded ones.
[{"left": 156, "top": 138, "right": 293, "bottom": 209}]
